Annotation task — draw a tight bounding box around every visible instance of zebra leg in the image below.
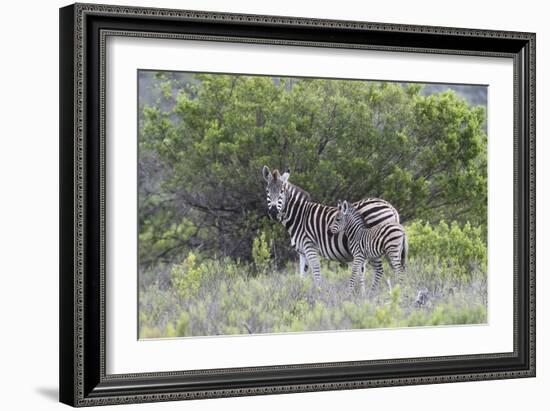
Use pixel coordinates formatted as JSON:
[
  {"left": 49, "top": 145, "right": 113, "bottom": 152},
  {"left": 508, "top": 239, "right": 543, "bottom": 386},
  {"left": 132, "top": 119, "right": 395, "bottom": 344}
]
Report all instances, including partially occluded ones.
[
  {"left": 369, "top": 257, "right": 384, "bottom": 293},
  {"left": 387, "top": 246, "right": 405, "bottom": 285},
  {"left": 299, "top": 253, "right": 309, "bottom": 277},
  {"left": 359, "top": 260, "right": 365, "bottom": 298},
  {"left": 348, "top": 257, "right": 364, "bottom": 295},
  {"left": 304, "top": 246, "right": 322, "bottom": 289},
  {"left": 386, "top": 244, "right": 407, "bottom": 299},
  {"left": 347, "top": 269, "right": 356, "bottom": 297}
]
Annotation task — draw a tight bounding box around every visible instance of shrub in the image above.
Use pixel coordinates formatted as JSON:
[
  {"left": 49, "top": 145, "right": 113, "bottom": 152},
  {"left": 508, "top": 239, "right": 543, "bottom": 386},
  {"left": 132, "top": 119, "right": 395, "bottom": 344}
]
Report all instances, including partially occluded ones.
[
  {"left": 406, "top": 220, "right": 486, "bottom": 281},
  {"left": 170, "top": 252, "right": 207, "bottom": 300},
  {"left": 252, "top": 230, "right": 272, "bottom": 275},
  {"left": 139, "top": 74, "right": 487, "bottom": 265},
  {"left": 176, "top": 312, "right": 190, "bottom": 336}
]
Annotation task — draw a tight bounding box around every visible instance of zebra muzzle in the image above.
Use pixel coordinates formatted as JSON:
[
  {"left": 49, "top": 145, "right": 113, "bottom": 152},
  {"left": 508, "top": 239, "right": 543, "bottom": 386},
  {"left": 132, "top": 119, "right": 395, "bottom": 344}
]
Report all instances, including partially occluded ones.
[{"left": 267, "top": 206, "right": 278, "bottom": 220}]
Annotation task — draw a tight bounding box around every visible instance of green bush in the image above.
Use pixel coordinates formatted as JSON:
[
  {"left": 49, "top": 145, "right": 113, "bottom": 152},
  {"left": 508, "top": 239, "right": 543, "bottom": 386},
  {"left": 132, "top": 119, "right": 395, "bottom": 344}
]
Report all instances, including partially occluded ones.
[
  {"left": 176, "top": 312, "right": 190, "bottom": 337},
  {"left": 139, "top": 73, "right": 487, "bottom": 265},
  {"left": 252, "top": 230, "right": 272, "bottom": 275},
  {"left": 406, "top": 220, "right": 486, "bottom": 280},
  {"left": 170, "top": 252, "right": 206, "bottom": 300}
]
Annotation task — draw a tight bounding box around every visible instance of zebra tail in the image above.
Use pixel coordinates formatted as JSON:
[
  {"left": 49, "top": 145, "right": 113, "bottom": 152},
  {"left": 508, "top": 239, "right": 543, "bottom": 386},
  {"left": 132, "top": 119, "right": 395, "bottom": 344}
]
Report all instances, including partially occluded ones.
[{"left": 401, "top": 231, "right": 408, "bottom": 269}]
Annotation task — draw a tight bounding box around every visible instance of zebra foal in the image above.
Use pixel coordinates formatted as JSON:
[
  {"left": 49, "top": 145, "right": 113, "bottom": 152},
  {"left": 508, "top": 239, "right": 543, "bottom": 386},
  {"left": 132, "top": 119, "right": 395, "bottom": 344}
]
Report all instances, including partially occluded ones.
[{"left": 329, "top": 200, "right": 408, "bottom": 295}]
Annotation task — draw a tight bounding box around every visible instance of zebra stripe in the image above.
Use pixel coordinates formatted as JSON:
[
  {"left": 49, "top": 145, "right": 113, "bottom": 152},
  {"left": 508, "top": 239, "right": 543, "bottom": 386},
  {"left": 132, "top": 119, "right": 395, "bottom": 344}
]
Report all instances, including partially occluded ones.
[
  {"left": 329, "top": 200, "right": 408, "bottom": 295},
  {"left": 262, "top": 166, "right": 400, "bottom": 286}
]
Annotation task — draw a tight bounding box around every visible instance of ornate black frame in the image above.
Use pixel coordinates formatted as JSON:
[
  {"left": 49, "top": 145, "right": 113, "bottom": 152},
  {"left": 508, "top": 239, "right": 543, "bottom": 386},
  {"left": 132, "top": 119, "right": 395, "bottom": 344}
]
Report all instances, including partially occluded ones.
[{"left": 59, "top": 3, "right": 536, "bottom": 407}]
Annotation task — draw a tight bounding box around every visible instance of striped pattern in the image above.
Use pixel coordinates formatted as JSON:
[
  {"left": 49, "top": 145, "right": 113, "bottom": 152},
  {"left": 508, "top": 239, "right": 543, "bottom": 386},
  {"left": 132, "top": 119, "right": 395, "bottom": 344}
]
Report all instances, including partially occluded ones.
[
  {"left": 262, "top": 166, "right": 400, "bottom": 286},
  {"left": 329, "top": 200, "right": 408, "bottom": 294}
]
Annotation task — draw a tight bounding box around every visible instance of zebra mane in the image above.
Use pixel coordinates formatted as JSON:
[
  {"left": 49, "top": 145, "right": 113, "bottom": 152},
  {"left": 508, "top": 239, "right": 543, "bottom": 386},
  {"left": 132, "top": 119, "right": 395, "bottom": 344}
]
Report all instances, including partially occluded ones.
[
  {"left": 287, "top": 182, "right": 312, "bottom": 201},
  {"left": 270, "top": 168, "right": 311, "bottom": 201},
  {"left": 346, "top": 203, "right": 367, "bottom": 228}
]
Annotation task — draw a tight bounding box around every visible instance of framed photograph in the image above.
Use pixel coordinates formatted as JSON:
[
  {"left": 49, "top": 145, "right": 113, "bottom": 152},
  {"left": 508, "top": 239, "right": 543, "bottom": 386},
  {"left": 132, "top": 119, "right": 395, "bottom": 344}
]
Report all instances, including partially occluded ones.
[{"left": 59, "top": 3, "right": 535, "bottom": 407}]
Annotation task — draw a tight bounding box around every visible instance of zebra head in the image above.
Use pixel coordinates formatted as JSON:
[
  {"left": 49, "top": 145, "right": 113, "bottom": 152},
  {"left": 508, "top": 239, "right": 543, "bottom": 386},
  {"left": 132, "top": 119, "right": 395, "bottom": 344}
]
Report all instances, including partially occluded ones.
[
  {"left": 262, "top": 165, "right": 290, "bottom": 220},
  {"left": 329, "top": 200, "right": 351, "bottom": 234}
]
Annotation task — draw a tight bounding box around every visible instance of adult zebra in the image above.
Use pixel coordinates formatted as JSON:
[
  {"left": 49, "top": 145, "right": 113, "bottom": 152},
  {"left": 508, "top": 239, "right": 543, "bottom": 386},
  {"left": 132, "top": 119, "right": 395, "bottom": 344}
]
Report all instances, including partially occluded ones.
[{"left": 262, "top": 166, "right": 400, "bottom": 287}]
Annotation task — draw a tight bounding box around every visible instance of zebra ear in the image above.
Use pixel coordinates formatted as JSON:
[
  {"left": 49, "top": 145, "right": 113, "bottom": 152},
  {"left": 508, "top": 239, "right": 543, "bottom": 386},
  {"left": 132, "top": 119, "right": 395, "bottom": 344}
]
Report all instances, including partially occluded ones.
[
  {"left": 262, "top": 165, "right": 272, "bottom": 182},
  {"left": 341, "top": 200, "right": 349, "bottom": 214},
  {"left": 281, "top": 170, "right": 290, "bottom": 183}
]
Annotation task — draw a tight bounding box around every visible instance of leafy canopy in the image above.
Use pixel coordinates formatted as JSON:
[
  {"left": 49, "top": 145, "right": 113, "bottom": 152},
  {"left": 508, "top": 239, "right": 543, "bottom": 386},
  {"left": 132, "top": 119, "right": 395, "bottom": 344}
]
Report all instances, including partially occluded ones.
[{"left": 139, "top": 73, "right": 487, "bottom": 265}]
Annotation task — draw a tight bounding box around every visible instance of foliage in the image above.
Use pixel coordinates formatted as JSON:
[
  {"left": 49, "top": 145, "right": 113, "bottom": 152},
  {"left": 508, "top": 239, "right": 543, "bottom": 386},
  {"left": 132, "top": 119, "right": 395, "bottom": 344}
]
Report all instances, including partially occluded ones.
[
  {"left": 139, "top": 249, "right": 487, "bottom": 338},
  {"left": 405, "top": 220, "right": 486, "bottom": 287},
  {"left": 252, "top": 230, "right": 272, "bottom": 275},
  {"left": 138, "top": 73, "right": 487, "bottom": 265},
  {"left": 139, "top": 220, "right": 487, "bottom": 337},
  {"left": 170, "top": 252, "right": 207, "bottom": 300},
  {"left": 407, "top": 220, "right": 486, "bottom": 264}
]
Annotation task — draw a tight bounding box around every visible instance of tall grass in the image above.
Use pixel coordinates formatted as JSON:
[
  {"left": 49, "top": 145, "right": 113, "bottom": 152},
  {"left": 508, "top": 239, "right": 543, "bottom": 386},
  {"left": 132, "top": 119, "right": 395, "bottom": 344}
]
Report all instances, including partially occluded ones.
[
  {"left": 139, "top": 258, "right": 486, "bottom": 338},
  {"left": 139, "top": 220, "right": 487, "bottom": 338}
]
